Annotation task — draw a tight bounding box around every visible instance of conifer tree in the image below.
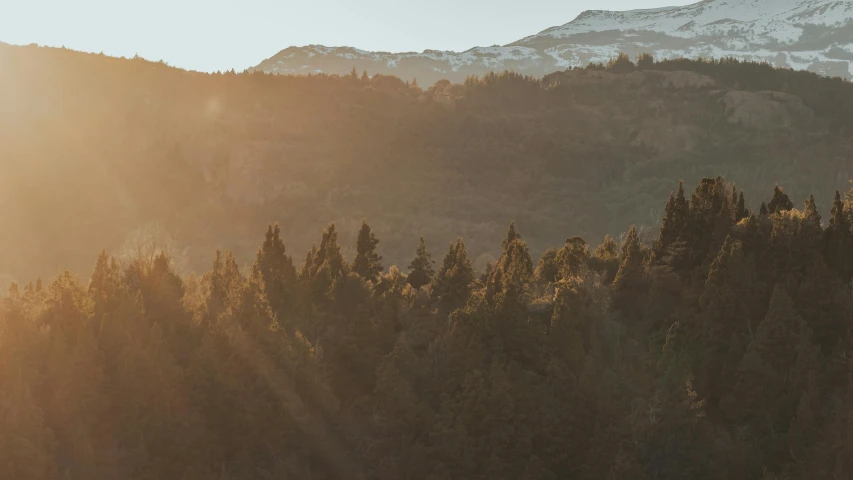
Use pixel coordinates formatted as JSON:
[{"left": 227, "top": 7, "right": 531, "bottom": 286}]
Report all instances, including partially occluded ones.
[
  {"left": 725, "top": 285, "right": 812, "bottom": 426},
  {"left": 252, "top": 224, "right": 297, "bottom": 316},
  {"left": 205, "top": 250, "right": 243, "bottom": 326},
  {"left": 407, "top": 237, "right": 435, "bottom": 290},
  {"left": 655, "top": 191, "right": 683, "bottom": 258},
  {"left": 318, "top": 223, "right": 345, "bottom": 280},
  {"left": 432, "top": 239, "right": 476, "bottom": 311},
  {"left": 435, "top": 242, "right": 457, "bottom": 288},
  {"left": 760, "top": 202, "right": 769, "bottom": 216},
  {"left": 730, "top": 185, "right": 738, "bottom": 218},
  {"left": 535, "top": 247, "right": 561, "bottom": 284},
  {"left": 803, "top": 194, "right": 821, "bottom": 227},
  {"left": 736, "top": 190, "right": 748, "bottom": 222},
  {"left": 353, "top": 219, "right": 383, "bottom": 283},
  {"left": 611, "top": 226, "right": 648, "bottom": 322},
  {"left": 637, "top": 53, "right": 654, "bottom": 70},
  {"left": 88, "top": 250, "right": 124, "bottom": 315},
  {"left": 767, "top": 185, "right": 794, "bottom": 214},
  {"left": 589, "top": 235, "right": 620, "bottom": 283},
  {"left": 675, "top": 181, "right": 690, "bottom": 222},
  {"left": 559, "top": 236, "right": 590, "bottom": 278},
  {"left": 299, "top": 223, "right": 347, "bottom": 306},
  {"left": 696, "top": 236, "right": 763, "bottom": 405},
  {"left": 823, "top": 190, "right": 853, "bottom": 283},
  {"left": 488, "top": 222, "right": 534, "bottom": 301}
]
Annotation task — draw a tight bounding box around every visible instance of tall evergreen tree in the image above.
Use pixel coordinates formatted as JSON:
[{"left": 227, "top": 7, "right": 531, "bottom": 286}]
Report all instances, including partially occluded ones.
[
  {"left": 823, "top": 190, "right": 853, "bottom": 283},
  {"left": 767, "top": 185, "right": 794, "bottom": 214},
  {"left": 803, "top": 194, "right": 821, "bottom": 227},
  {"left": 407, "top": 237, "right": 435, "bottom": 290},
  {"left": 655, "top": 186, "right": 688, "bottom": 259},
  {"left": 736, "top": 190, "right": 748, "bottom": 222},
  {"left": 432, "top": 239, "right": 476, "bottom": 311},
  {"left": 724, "top": 285, "right": 814, "bottom": 431},
  {"left": 589, "top": 235, "right": 620, "bottom": 284},
  {"left": 88, "top": 250, "right": 124, "bottom": 315},
  {"left": 299, "top": 223, "right": 347, "bottom": 306},
  {"left": 611, "top": 226, "right": 648, "bottom": 322},
  {"left": 488, "top": 222, "right": 534, "bottom": 302},
  {"left": 697, "top": 236, "right": 764, "bottom": 406},
  {"left": 353, "top": 219, "right": 383, "bottom": 283},
  {"left": 252, "top": 224, "right": 297, "bottom": 317}
]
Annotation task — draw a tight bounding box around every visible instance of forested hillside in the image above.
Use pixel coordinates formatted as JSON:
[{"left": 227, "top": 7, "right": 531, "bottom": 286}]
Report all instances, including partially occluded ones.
[
  {"left": 2, "top": 44, "right": 853, "bottom": 286},
  {"left": 3, "top": 178, "right": 853, "bottom": 479}
]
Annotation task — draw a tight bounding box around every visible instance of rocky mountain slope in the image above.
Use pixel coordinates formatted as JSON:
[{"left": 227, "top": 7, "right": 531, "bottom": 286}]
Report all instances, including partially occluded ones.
[{"left": 254, "top": 0, "right": 853, "bottom": 84}]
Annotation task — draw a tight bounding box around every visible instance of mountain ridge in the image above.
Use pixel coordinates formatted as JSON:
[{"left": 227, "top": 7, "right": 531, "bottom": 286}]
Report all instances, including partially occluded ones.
[{"left": 254, "top": 0, "right": 853, "bottom": 84}]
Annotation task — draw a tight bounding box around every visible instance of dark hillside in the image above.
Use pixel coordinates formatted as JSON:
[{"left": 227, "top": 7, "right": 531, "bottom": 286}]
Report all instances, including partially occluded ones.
[{"left": 1, "top": 44, "right": 852, "bottom": 284}]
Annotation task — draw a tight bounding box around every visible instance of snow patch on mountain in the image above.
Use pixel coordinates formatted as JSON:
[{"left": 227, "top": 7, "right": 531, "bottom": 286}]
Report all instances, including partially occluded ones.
[
  {"left": 254, "top": 0, "right": 853, "bottom": 84},
  {"left": 529, "top": 0, "right": 853, "bottom": 43}
]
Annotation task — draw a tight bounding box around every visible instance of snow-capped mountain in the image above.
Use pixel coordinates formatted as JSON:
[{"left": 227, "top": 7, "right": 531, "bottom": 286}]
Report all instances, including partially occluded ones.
[{"left": 253, "top": 0, "right": 853, "bottom": 84}]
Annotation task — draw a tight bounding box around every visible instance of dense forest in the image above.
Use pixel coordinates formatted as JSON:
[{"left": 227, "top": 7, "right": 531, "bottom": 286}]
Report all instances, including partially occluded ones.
[
  {"left": 2, "top": 44, "right": 853, "bottom": 286},
  {"left": 3, "top": 177, "right": 853, "bottom": 479}
]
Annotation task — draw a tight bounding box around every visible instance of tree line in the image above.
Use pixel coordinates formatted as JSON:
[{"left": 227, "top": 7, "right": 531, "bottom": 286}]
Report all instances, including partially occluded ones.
[{"left": 3, "top": 177, "right": 853, "bottom": 478}]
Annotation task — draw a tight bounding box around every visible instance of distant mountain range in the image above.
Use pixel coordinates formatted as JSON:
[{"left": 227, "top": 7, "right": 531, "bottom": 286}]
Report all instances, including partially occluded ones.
[{"left": 253, "top": 0, "right": 853, "bottom": 84}]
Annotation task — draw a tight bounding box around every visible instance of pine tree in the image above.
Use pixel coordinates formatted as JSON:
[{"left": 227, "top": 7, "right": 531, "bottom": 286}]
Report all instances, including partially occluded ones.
[
  {"left": 724, "top": 285, "right": 812, "bottom": 427},
  {"left": 559, "top": 236, "right": 590, "bottom": 279},
  {"left": 502, "top": 221, "right": 522, "bottom": 250},
  {"left": 434, "top": 242, "right": 457, "bottom": 290},
  {"left": 675, "top": 181, "right": 690, "bottom": 222},
  {"left": 655, "top": 190, "right": 684, "bottom": 259},
  {"left": 318, "top": 223, "right": 345, "bottom": 280},
  {"left": 432, "top": 239, "right": 476, "bottom": 311},
  {"left": 767, "top": 185, "right": 794, "bottom": 214},
  {"left": 205, "top": 250, "right": 243, "bottom": 327},
  {"left": 760, "top": 202, "right": 769, "bottom": 216},
  {"left": 696, "top": 236, "right": 763, "bottom": 405},
  {"left": 88, "top": 250, "right": 124, "bottom": 315},
  {"left": 611, "top": 226, "right": 648, "bottom": 322},
  {"left": 736, "top": 190, "right": 748, "bottom": 222},
  {"left": 488, "top": 222, "right": 534, "bottom": 302},
  {"left": 803, "top": 194, "right": 821, "bottom": 227},
  {"left": 823, "top": 190, "right": 853, "bottom": 283},
  {"left": 407, "top": 237, "right": 435, "bottom": 290},
  {"left": 252, "top": 224, "right": 297, "bottom": 317},
  {"left": 300, "top": 223, "right": 347, "bottom": 305},
  {"left": 353, "top": 219, "right": 383, "bottom": 283},
  {"left": 589, "top": 235, "right": 620, "bottom": 284},
  {"left": 730, "top": 185, "right": 738, "bottom": 218},
  {"left": 535, "top": 247, "right": 561, "bottom": 284},
  {"left": 637, "top": 53, "right": 654, "bottom": 70}
]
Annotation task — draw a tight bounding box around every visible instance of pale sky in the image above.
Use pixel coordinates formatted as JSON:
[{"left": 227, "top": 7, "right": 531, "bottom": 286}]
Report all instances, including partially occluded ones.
[{"left": 1, "top": 0, "right": 696, "bottom": 72}]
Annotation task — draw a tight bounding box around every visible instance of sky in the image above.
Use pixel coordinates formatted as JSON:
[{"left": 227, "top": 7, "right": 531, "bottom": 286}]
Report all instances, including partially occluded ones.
[{"left": 1, "top": 0, "right": 696, "bottom": 72}]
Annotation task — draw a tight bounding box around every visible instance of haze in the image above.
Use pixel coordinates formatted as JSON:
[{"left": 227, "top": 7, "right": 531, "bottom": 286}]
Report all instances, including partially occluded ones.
[{"left": 2, "top": 0, "right": 695, "bottom": 72}]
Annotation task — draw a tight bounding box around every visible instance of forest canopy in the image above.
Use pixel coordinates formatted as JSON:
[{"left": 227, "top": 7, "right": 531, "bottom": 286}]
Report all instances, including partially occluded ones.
[{"left": 2, "top": 178, "right": 853, "bottom": 479}]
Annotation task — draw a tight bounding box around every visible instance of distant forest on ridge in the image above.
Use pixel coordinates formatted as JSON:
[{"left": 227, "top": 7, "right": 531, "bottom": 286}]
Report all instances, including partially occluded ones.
[{"left": 1, "top": 45, "right": 853, "bottom": 286}]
